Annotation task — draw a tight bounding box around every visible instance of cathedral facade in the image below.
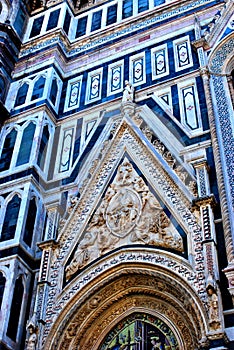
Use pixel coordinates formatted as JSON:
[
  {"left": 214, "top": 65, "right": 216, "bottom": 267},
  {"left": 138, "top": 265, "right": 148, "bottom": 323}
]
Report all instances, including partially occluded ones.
[{"left": 0, "top": 0, "right": 234, "bottom": 349}]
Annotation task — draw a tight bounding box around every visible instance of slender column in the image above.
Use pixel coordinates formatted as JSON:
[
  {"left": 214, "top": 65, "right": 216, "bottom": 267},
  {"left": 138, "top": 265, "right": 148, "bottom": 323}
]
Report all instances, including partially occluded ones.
[{"left": 200, "top": 67, "right": 234, "bottom": 303}]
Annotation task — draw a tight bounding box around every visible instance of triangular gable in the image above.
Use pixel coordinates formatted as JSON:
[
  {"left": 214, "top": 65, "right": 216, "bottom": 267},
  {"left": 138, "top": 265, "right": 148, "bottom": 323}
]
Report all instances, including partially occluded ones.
[
  {"left": 58, "top": 113, "right": 200, "bottom": 273},
  {"left": 65, "top": 156, "right": 185, "bottom": 282}
]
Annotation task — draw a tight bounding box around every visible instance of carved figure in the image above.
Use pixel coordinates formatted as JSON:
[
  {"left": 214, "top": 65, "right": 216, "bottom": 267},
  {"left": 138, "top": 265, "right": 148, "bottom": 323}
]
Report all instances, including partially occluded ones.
[
  {"left": 163, "top": 151, "right": 175, "bottom": 168},
  {"left": 65, "top": 231, "right": 97, "bottom": 281},
  {"left": 65, "top": 159, "right": 184, "bottom": 280},
  {"left": 26, "top": 318, "right": 38, "bottom": 350},
  {"left": 26, "top": 327, "right": 37, "bottom": 350},
  {"left": 142, "top": 126, "right": 153, "bottom": 141},
  {"left": 153, "top": 139, "right": 165, "bottom": 155},
  {"left": 206, "top": 280, "right": 221, "bottom": 329},
  {"left": 122, "top": 80, "right": 134, "bottom": 102}
]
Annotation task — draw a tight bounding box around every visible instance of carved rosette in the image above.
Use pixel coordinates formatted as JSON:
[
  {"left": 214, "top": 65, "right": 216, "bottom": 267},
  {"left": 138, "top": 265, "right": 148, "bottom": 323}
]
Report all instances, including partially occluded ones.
[{"left": 65, "top": 159, "right": 184, "bottom": 281}]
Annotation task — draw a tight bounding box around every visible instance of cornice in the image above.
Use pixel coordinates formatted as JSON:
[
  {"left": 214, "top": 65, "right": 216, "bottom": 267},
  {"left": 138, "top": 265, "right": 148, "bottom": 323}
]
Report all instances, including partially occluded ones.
[{"left": 19, "top": 0, "right": 216, "bottom": 60}]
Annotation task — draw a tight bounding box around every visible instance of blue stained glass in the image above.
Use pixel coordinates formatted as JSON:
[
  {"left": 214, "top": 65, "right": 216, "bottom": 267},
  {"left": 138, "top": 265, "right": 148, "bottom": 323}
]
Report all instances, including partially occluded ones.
[
  {"left": 0, "top": 129, "right": 17, "bottom": 171},
  {"left": 50, "top": 79, "right": 58, "bottom": 105},
  {"left": 138, "top": 0, "right": 149, "bottom": 12},
  {"left": 16, "top": 123, "right": 36, "bottom": 166},
  {"left": 107, "top": 4, "right": 117, "bottom": 25},
  {"left": 122, "top": 0, "right": 133, "bottom": 19},
  {"left": 46, "top": 9, "right": 60, "bottom": 31},
  {"left": 23, "top": 197, "right": 37, "bottom": 247},
  {"left": 1, "top": 194, "right": 21, "bottom": 241},
  {"left": 63, "top": 10, "right": 71, "bottom": 35},
  {"left": 15, "top": 83, "right": 29, "bottom": 106},
  {"left": 30, "top": 16, "right": 44, "bottom": 38},
  {"left": 91, "top": 10, "right": 102, "bottom": 32},
  {"left": 6, "top": 276, "right": 24, "bottom": 341},
  {"left": 154, "top": 0, "right": 165, "bottom": 5},
  {"left": 31, "top": 76, "right": 45, "bottom": 101},
  {"left": 76, "top": 16, "right": 88, "bottom": 37}
]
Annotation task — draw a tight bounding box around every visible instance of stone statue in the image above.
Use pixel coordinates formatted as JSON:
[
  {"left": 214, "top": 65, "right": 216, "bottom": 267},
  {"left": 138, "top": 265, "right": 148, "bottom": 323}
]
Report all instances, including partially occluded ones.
[
  {"left": 26, "top": 327, "right": 37, "bottom": 350},
  {"left": 122, "top": 80, "right": 134, "bottom": 102},
  {"left": 206, "top": 279, "right": 221, "bottom": 329},
  {"left": 26, "top": 317, "right": 38, "bottom": 350}
]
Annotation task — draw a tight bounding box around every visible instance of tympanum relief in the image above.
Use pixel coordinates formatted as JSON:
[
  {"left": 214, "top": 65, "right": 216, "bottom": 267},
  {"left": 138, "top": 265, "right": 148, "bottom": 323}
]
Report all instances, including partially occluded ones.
[{"left": 65, "top": 159, "right": 184, "bottom": 281}]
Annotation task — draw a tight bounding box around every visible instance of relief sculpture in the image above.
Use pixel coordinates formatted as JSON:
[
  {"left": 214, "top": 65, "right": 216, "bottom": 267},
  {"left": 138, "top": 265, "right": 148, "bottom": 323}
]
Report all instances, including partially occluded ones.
[{"left": 65, "top": 159, "right": 184, "bottom": 281}]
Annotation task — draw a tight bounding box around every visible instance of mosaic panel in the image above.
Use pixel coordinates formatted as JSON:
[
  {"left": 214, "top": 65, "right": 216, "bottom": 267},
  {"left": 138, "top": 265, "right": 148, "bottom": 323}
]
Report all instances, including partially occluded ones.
[
  {"left": 181, "top": 86, "right": 199, "bottom": 130},
  {"left": 107, "top": 60, "right": 124, "bottom": 96},
  {"left": 85, "top": 69, "right": 103, "bottom": 104},
  {"left": 151, "top": 44, "right": 169, "bottom": 79},
  {"left": 130, "top": 53, "right": 146, "bottom": 86},
  {"left": 64, "top": 76, "right": 82, "bottom": 111},
  {"left": 173, "top": 36, "right": 193, "bottom": 71},
  {"left": 59, "top": 128, "right": 74, "bottom": 173}
]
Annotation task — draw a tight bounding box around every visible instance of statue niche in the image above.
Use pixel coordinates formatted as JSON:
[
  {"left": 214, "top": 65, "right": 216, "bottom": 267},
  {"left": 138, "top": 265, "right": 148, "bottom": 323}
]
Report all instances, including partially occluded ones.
[{"left": 65, "top": 159, "right": 184, "bottom": 281}]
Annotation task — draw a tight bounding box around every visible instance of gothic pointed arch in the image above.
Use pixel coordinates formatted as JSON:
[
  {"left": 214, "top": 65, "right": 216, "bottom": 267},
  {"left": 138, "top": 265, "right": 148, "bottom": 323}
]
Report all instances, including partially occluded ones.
[
  {"left": 42, "top": 260, "right": 208, "bottom": 350},
  {"left": 37, "top": 114, "right": 219, "bottom": 350}
]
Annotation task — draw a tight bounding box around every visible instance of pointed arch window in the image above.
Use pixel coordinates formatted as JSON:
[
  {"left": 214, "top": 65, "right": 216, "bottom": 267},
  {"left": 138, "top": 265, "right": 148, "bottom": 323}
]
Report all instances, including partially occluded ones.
[
  {"left": 37, "top": 125, "right": 50, "bottom": 170},
  {"left": 23, "top": 197, "right": 37, "bottom": 247},
  {"left": 1, "top": 194, "right": 21, "bottom": 241},
  {"left": 49, "top": 78, "right": 58, "bottom": 105},
  {"left": 6, "top": 275, "right": 24, "bottom": 341},
  {"left": 31, "top": 76, "right": 45, "bottom": 101},
  {"left": 0, "top": 272, "right": 6, "bottom": 309},
  {"left": 15, "top": 83, "right": 29, "bottom": 107},
  {"left": 0, "top": 128, "right": 17, "bottom": 171},
  {"left": 16, "top": 122, "right": 36, "bottom": 166}
]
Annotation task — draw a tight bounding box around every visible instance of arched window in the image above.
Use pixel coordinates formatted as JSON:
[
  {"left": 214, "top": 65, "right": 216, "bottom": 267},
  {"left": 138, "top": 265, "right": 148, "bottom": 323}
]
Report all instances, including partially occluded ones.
[
  {"left": 49, "top": 79, "right": 58, "bottom": 105},
  {"left": 16, "top": 122, "right": 36, "bottom": 166},
  {"left": 0, "top": 272, "right": 6, "bottom": 309},
  {"left": 0, "top": 75, "right": 5, "bottom": 101},
  {"left": 7, "top": 275, "right": 24, "bottom": 341},
  {"left": 1, "top": 194, "right": 21, "bottom": 241},
  {"left": 37, "top": 125, "right": 50, "bottom": 170},
  {"left": 23, "top": 197, "right": 37, "bottom": 247},
  {"left": 15, "top": 83, "right": 29, "bottom": 107},
  {"left": 31, "top": 76, "right": 45, "bottom": 101},
  {"left": 0, "top": 128, "right": 17, "bottom": 171}
]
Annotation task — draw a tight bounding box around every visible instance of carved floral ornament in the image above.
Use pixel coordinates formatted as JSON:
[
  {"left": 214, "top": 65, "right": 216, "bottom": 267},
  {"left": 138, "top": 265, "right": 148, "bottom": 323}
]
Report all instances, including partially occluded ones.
[{"left": 65, "top": 159, "right": 184, "bottom": 281}]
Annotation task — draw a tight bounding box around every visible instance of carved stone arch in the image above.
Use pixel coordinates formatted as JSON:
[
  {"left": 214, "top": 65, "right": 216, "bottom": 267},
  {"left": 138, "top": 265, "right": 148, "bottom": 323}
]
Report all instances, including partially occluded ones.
[
  {"left": 42, "top": 260, "right": 208, "bottom": 350},
  {"left": 39, "top": 118, "right": 213, "bottom": 348}
]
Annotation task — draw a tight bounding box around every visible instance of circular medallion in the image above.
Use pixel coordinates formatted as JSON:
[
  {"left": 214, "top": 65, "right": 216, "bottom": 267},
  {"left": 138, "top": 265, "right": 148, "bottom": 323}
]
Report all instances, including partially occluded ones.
[{"left": 105, "top": 188, "right": 142, "bottom": 237}]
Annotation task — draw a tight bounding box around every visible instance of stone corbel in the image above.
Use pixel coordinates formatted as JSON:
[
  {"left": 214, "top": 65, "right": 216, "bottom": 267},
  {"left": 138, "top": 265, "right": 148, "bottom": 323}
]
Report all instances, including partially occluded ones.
[
  {"left": 192, "top": 37, "right": 210, "bottom": 50},
  {"left": 120, "top": 101, "right": 136, "bottom": 118}
]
